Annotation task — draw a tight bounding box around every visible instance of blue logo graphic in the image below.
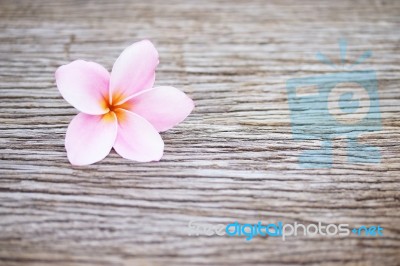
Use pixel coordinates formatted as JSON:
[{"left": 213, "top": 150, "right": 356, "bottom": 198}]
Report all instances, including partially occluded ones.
[
  {"left": 286, "top": 39, "right": 381, "bottom": 168},
  {"left": 188, "top": 220, "right": 384, "bottom": 241}
]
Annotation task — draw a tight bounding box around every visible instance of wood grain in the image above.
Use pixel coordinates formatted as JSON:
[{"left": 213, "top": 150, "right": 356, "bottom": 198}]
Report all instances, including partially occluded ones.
[{"left": 0, "top": 0, "right": 400, "bottom": 265}]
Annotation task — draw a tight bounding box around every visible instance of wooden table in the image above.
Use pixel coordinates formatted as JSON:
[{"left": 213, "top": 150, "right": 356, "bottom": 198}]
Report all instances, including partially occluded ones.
[{"left": 0, "top": 0, "right": 399, "bottom": 265}]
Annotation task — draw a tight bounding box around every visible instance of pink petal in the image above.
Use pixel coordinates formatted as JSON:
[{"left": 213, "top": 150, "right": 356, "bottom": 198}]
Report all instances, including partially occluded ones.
[
  {"left": 109, "top": 40, "right": 159, "bottom": 105},
  {"left": 126, "top": 86, "right": 194, "bottom": 132},
  {"left": 55, "top": 60, "right": 110, "bottom": 115},
  {"left": 65, "top": 112, "right": 118, "bottom": 166},
  {"left": 113, "top": 109, "right": 164, "bottom": 162}
]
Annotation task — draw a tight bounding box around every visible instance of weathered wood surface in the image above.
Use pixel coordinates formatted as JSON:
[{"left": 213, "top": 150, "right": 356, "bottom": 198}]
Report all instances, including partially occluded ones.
[{"left": 0, "top": 0, "right": 399, "bottom": 265}]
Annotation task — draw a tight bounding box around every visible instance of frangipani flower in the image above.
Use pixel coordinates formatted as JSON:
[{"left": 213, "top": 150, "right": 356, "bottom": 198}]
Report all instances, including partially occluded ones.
[{"left": 55, "top": 40, "right": 194, "bottom": 166}]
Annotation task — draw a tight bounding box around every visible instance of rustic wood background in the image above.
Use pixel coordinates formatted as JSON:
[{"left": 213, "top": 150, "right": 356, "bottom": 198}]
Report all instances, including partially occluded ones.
[{"left": 0, "top": 0, "right": 399, "bottom": 265}]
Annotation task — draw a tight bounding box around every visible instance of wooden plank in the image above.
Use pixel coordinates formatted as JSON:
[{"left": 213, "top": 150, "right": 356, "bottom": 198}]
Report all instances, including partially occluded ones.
[{"left": 0, "top": 0, "right": 399, "bottom": 265}]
